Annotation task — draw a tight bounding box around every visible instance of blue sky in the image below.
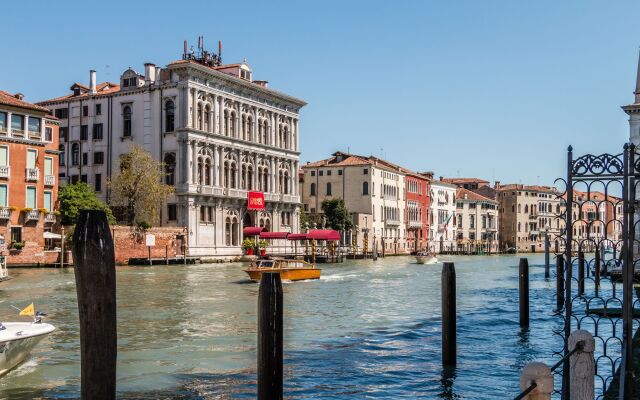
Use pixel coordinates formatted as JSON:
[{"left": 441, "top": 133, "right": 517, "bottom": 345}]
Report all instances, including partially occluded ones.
[{"left": 2, "top": 1, "right": 639, "bottom": 185}]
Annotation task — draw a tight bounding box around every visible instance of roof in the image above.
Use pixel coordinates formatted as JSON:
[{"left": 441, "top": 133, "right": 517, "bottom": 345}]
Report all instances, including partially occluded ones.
[
  {"left": 38, "top": 82, "right": 121, "bottom": 104},
  {"left": 0, "top": 90, "right": 51, "bottom": 113},
  {"left": 456, "top": 187, "right": 497, "bottom": 203}
]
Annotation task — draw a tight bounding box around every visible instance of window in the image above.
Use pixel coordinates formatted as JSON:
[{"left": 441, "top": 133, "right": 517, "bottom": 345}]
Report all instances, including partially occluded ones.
[
  {"left": 123, "top": 105, "right": 132, "bottom": 136},
  {"left": 11, "top": 227, "right": 22, "bottom": 244},
  {"left": 95, "top": 174, "right": 102, "bottom": 192},
  {"left": 44, "top": 126, "right": 53, "bottom": 142},
  {"left": 26, "top": 187, "right": 36, "bottom": 208},
  {"left": 44, "top": 191, "right": 52, "bottom": 212},
  {"left": 54, "top": 108, "right": 68, "bottom": 119},
  {"left": 82, "top": 152, "right": 88, "bottom": 166},
  {"left": 93, "top": 152, "right": 104, "bottom": 165},
  {"left": 59, "top": 145, "right": 65, "bottom": 166},
  {"left": 326, "top": 182, "right": 332, "bottom": 196},
  {"left": 95, "top": 103, "right": 102, "bottom": 115},
  {"left": 80, "top": 125, "right": 88, "bottom": 140},
  {"left": 310, "top": 183, "right": 316, "bottom": 196},
  {"left": 363, "top": 168, "right": 368, "bottom": 175},
  {"left": 0, "top": 184, "right": 7, "bottom": 207},
  {"left": 93, "top": 123, "right": 103, "bottom": 140},
  {"left": 165, "top": 100, "right": 175, "bottom": 132},
  {"left": 59, "top": 127, "right": 67, "bottom": 141},
  {"left": 363, "top": 181, "right": 369, "bottom": 195},
  {"left": 167, "top": 204, "right": 177, "bottom": 221},
  {"left": 71, "top": 143, "right": 79, "bottom": 166}
]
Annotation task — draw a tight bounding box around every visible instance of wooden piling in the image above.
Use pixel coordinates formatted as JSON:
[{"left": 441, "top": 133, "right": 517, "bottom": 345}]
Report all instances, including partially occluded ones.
[
  {"left": 519, "top": 258, "right": 529, "bottom": 328},
  {"left": 442, "top": 262, "right": 456, "bottom": 367},
  {"left": 578, "top": 251, "right": 585, "bottom": 296},
  {"left": 258, "top": 272, "right": 283, "bottom": 400},
  {"left": 556, "top": 255, "right": 564, "bottom": 311},
  {"left": 72, "top": 210, "right": 117, "bottom": 400}
]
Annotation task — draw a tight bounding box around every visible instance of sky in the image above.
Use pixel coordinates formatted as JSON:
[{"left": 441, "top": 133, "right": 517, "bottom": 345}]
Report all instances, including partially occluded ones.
[{"left": 2, "top": 1, "right": 639, "bottom": 186}]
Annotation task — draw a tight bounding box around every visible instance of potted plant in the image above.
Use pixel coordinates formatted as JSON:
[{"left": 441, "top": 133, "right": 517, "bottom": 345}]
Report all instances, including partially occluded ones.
[
  {"left": 258, "top": 240, "right": 268, "bottom": 257},
  {"left": 242, "top": 238, "right": 256, "bottom": 255}
]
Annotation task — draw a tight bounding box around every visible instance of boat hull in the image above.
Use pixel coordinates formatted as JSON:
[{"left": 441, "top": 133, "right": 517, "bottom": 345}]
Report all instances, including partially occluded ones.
[
  {"left": 244, "top": 268, "right": 321, "bottom": 282},
  {"left": 0, "top": 322, "right": 55, "bottom": 377}
]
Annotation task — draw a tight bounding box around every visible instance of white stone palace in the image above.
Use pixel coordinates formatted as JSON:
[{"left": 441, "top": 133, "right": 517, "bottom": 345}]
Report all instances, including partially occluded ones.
[{"left": 38, "top": 39, "right": 306, "bottom": 258}]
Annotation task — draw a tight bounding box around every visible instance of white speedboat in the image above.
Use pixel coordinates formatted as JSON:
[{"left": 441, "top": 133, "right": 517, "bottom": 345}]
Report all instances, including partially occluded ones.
[
  {"left": 415, "top": 252, "right": 438, "bottom": 264},
  {"left": 0, "top": 319, "right": 55, "bottom": 376}
]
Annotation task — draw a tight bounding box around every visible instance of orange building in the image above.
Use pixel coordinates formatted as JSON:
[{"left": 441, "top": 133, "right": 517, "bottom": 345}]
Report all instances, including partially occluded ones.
[{"left": 0, "top": 90, "right": 59, "bottom": 265}]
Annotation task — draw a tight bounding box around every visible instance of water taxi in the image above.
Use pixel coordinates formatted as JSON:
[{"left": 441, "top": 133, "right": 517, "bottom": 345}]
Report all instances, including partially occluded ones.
[
  {"left": 415, "top": 251, "right": 438, "bottom": 265},
  {"left": 244, "top": 259, "right": 321, "bottom": 282}
]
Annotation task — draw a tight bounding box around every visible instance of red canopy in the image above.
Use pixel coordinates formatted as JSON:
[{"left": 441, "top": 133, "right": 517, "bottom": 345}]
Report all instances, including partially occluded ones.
[
  {"left": 259, "top": 231, "right": 289, "bottom": 239},
  {"left": 287, "top": 233, "right": 307, "bottom": 241},
  {"left": 243, "top": 226, "right": 264, "bottom": 236},
  {"left": 306, "top": 229, "right": 341, "bottom": 241}
]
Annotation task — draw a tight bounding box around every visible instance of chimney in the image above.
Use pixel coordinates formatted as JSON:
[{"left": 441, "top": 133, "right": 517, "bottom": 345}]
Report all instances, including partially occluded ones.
[
  {"left": 14, "top": 93, "right": 24, "bottom": 100},
  {"left": 89, "top": 70, "right": 97, "bottom": 94},
  {"left": 144, "top": 63, "right": 157, "bottom": 85}
]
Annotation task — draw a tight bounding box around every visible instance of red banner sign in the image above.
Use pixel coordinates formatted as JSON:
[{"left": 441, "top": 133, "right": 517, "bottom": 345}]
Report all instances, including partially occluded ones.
[{"left": 247, "top": 191, "right": 265, "bottom": 210}]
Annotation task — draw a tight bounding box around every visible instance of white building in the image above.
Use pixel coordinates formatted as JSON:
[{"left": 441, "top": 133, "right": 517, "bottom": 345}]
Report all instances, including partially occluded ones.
[
  {"left": 38, "top": 41, "right": 306, "bottom": 258},
  {"left": 300, "top": 152, "right": 408, "bottom": 254},
  {"left": 429, "top": 179, "right": 457, "bottom": 253}
]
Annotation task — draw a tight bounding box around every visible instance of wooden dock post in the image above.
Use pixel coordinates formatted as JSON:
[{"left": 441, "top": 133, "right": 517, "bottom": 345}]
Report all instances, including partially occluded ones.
[
  {"left": 568, "top": 330, "right": 595, "bottom": 400},
  {"left": 258, "top": 272, "right": 283, "bottom": 400},
  {"left": 578, "top": 251, "right": 585, "bottom": 296},
  {"left": 519, "top": 362, "right": 553, "bottom": 400},
  {"left": 519, "top": 258, "right": 529, "bottom": 328},
  {"left": 556, "top": 255, "right": 564, "bottom": 311},
  {"left": 442, "top": 262, "right": 456, "bottom": 367},
  {"left": 72, "top": 210, "right": 117, "bottom": 400}
]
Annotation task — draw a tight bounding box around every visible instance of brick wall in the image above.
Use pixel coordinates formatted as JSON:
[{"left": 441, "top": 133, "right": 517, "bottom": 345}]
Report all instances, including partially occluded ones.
[{"left": 112, "top": 226, "right": 186, "bottom": 264}]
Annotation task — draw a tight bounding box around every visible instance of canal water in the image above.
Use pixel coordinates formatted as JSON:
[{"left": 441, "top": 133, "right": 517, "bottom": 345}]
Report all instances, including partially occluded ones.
[{"left": 0, "top": 254, "right": 562, "bottom": 399}]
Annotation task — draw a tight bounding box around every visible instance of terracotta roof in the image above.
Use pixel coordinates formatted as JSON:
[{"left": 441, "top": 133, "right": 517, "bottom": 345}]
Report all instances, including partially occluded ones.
[
  {"left": 0, "top": 90, "right": 50, "bottom": 113},
  {"left": 37, "top": 82, "right": 121, "bottom": 104},
  {"left": 456, "top": 187, "right": 496, "bottom": 203}
]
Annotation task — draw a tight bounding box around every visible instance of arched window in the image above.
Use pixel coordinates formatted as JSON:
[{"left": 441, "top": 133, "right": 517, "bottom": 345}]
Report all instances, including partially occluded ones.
[
  {"left": 123, "top": 105, "right": 132, "bottom": 136},
  {"left": 363, "top": 181, "right": 369, "bottom": 195},
  {"left": 59, "top": 144, "right": 66, "bottom": 166},
  {"left": 326, "top": 182, "right": 332, "bottom": 196},
  {"left": 204, "top": 105, "right": 210, "bottom": 132},
  {"left": 165, "top": 100, "right": 175, "bottom": 132},
  {"left": 204, "top": 158, "right": 211, "bottom": 186},
  {"left": 71, "top": 143, "right": 80, "bottom": 166},
  {"left": 310, "top": 183, "right": 316, "bottom": 196},
  {"left": 225, "top": 217, "right": 231, "bottom": 246},
  {"left": 164, "top": 152, "right": 176, "bottom": 185}
]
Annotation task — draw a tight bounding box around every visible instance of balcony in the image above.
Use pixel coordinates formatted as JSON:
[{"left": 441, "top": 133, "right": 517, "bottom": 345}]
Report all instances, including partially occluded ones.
[
  {"left": 44, "top": 213, "right": 56, "bottom": 224},
  {"left": 0, "top": 208, "right": 11, "bottom": 219},
  {"left": 25, "top": 210, "right": 40, "bottom": 221},
  {"left": 408, "top": 220, "right": 423, "bottom": 229},
  {"left": 26, "top": 168, "right": 39, "bottom": 181},
  {"left": 0, "top": 166, "right": 9, "bottom": 179},
  {"left": 44, "top": 175, "right": 55, "bottom": 186}
]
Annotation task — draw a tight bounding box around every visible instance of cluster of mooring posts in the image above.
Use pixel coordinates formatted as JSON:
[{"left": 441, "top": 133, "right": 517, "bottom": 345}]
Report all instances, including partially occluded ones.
[{"left": 72, "top": 209, "right": 603, "bottom": 399}]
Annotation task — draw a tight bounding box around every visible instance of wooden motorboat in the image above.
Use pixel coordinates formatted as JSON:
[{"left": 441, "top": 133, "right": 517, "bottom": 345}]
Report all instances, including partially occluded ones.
[
  {"left": 244, "top": 258, "right": 321, "bottom": 282},
  {"left": 415, "top": 251, "right": 437, "bottom": 265}
]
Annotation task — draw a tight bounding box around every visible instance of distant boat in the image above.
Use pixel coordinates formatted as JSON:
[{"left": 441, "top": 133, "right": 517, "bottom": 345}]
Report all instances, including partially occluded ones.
[
  {"left": 0, "top": 319, "right": 55, "bottom": 377},
  {"left": 415, "top": 251, "right": 438, "bottom": 265},
  {"left": 244, "top": 258, "right": 321, "bottom": 282}
]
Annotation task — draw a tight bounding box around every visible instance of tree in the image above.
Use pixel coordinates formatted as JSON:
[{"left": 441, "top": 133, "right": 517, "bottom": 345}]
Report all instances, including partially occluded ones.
[
  {"left": 58, "top": 182, "right": 115, "bottom": 225},
  {"left": 109, "top": 145, "right": 174, "bottom": 226},
  {"left": 321, "top": 198, "right": 353, "bottom": 231}
]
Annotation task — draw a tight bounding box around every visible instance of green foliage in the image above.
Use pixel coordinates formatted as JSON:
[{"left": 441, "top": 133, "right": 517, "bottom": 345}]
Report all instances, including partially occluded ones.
[
  {"left": 58, "top": 182, "right": 115, "bottom": 226},
  {"left": 320, "top": 198, "right": 353, "bottom": 231},
  {"left": 109, "top": 145, "right": 174, "bottom": 226}
]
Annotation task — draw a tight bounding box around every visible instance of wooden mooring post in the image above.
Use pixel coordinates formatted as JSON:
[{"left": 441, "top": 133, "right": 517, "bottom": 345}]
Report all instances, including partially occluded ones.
[
  {"left": 257, "top": 272, "right": 283, "bottom": 399},
  {"left": 556, "top": 255, "right": 564, "bottom": 311},
  {"left": 519, "top": 258, "right": 529, "bottom": 328},
  {"left": 72, "top": 210, "right": 117, "bottom": 400},
  {"left": 578, "top": 251, "right": 585, "bottom": 296},
  {"left": 442, "top": 262, "right": 456, "bottom": 367}
]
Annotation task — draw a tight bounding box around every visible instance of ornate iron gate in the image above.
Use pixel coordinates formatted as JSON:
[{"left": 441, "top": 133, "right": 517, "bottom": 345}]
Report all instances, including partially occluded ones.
[{"left": 554, "top": 144, "right": 639, "bottom": 399}]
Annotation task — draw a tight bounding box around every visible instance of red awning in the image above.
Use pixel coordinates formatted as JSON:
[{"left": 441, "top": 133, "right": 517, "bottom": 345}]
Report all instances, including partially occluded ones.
[
  {"left": 287, "top": 233, "right": 307, "bottom": 241},
  {"left": 306, "top": 229, "right": 341, "bottom": 241},
  {"left": 243, "top": 226, "right": 264, "bottom": 236},
  {"left": 259, "top": 231, "right": 289, "bottom": 239}
]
